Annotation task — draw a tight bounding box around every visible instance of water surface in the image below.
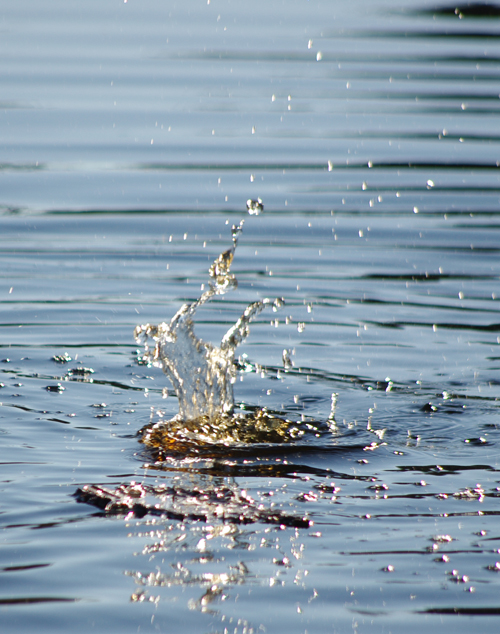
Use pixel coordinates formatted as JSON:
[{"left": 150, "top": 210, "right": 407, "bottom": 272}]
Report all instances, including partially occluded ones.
[{"left": 1, "top": 1, "right": 500, "bottom": 632}]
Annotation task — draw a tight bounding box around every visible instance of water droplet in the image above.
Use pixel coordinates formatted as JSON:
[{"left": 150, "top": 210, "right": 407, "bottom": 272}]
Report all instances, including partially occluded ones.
[
  {"left": 316, "top": 51, "right": 322, "bottom": 61},
  {"left": 272, "top": 297, "right": 285, "bottom": 312},
  {"left": 52, "top": 352, "right": 72, "bottom": 364},
  {"left": 246, "top": 198, "right": 264, "bottom": 215},
  {"left": 433, "top": 534, "right": 453, "bottom": 543},
  {"left": 282, "top": 349, "right": 294, "bottom": 370}
]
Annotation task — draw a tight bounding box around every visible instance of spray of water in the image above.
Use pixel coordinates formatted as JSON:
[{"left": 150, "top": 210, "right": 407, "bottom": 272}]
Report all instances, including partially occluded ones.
[{"left": 134, "top": 199, "right": 335, "bottom": 454}]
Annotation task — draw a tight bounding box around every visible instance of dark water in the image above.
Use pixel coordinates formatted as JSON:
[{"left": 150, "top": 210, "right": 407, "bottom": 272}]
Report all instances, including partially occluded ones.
[{"left": 2, "top": 1, "right": 500, "bottom": 632}]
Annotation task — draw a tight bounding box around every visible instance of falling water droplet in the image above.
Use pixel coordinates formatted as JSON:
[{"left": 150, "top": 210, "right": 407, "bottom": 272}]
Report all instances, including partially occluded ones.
[
  {"left": 282, "top": 349, "right": 294, "bottom": 370},
  {"left": 272, "top": 297, "right": 285, "bottom": 312},
  {"left": 246, "top": 198, "right": 264, "bottom": 215}
]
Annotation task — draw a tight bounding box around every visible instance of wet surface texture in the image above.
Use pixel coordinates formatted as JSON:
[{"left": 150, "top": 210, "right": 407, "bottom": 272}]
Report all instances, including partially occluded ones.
[{"left": 2, "top": 1, "right": 500, "bottom": 632}]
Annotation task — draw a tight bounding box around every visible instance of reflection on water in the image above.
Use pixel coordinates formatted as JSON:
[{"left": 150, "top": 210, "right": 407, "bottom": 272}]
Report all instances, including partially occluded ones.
[
  {"left": 76, "top": 449, "right": 500, "bottom": 629},
  {"left": 75, "top": 479, "right": 311, "bottom": 528}
]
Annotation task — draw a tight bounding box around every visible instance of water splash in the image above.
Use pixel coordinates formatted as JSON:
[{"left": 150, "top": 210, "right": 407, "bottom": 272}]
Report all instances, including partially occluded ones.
[
  {"left": 134, "top": 199, "right": 332, "bottom": 453},
  {"left": 134, "top": 199, "right": 270, "bottom": 423}
]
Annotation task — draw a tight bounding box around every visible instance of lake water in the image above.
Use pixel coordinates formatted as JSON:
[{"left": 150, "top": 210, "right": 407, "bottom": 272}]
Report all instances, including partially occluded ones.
[{"left": 2, "top": 0, "right": 500, "bottom": 632}]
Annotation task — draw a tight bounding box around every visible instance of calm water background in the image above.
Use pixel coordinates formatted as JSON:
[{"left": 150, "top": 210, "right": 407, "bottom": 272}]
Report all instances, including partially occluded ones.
[{"left": 2, "top": 0, "right": 500, "bottom": 632}]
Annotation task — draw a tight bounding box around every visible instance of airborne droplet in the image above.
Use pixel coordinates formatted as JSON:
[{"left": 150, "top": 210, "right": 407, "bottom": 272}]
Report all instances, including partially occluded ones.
[{"left": 246, "top": 198, "right": 264, "bottom": 215}]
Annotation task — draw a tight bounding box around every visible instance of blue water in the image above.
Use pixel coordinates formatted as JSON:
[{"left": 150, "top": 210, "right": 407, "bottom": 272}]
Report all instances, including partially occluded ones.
[{"left": 2, "top": 1, "right": 500, "bottom": 632}]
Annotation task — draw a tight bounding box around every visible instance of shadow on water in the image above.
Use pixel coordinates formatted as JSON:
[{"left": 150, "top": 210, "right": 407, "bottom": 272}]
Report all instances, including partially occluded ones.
[{"left": 413, "top": 3, "right": 500, "bottom": 19}]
